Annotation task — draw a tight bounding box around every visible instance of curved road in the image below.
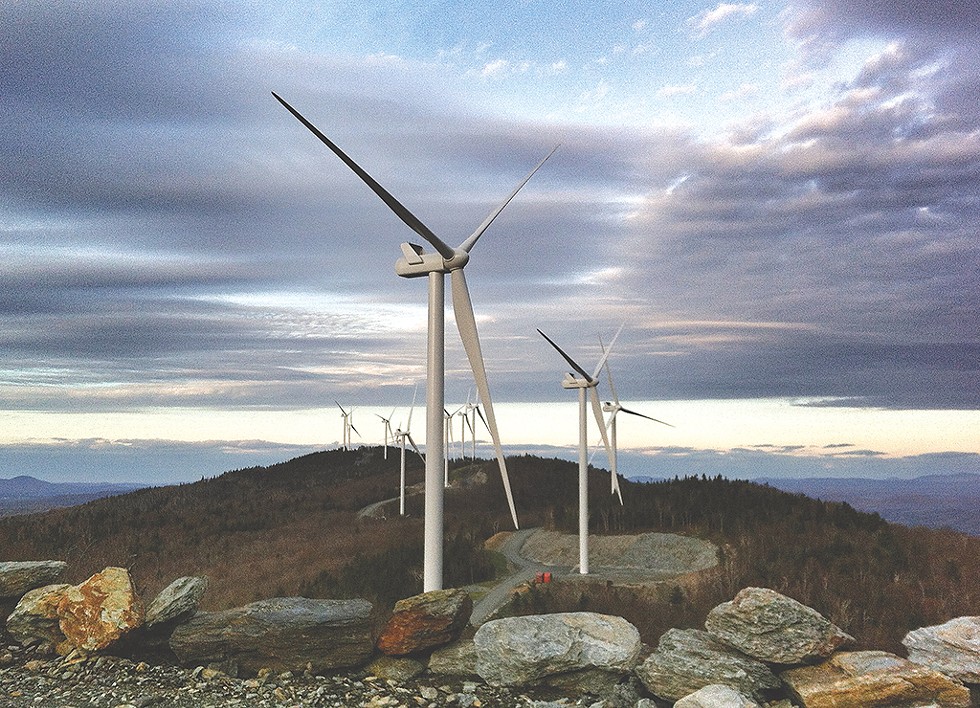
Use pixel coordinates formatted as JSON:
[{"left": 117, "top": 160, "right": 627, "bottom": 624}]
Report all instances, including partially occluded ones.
[{"left": 470, "top": 528, "right": 570, "bottom": 626}]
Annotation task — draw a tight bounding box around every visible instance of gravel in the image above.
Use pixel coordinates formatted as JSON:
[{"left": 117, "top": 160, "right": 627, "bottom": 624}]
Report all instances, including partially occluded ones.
[{"left": 0, "top": 643, "right": 606, "bottom": 708}]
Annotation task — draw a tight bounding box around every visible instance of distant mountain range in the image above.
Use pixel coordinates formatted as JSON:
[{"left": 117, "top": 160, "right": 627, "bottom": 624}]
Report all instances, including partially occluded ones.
[{"left": 0, "top": 475, "right": 144, "bottom": 516}]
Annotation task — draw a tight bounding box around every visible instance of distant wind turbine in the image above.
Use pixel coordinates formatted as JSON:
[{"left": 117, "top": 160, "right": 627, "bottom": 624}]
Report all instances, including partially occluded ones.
[
  {"left": 336, "top": 402, "right": 359, "bottom": 451},
  {"left": 443, "top": 407, "right": 454, "bottom": 487},
  {"left": 538, "top": 324, "right": 622, "bottom": 575},
  {"left": 274, "top": 92, "right": 554, "bottom": 590},
  {"left": 598, "top": 350, "right": 673, "bottom": 504},
  {"left": 377, "top": 409, "right": 396, "bottom": 460},
  {"left": 393, "top": 386, "right": 423, "bottom": 517}
]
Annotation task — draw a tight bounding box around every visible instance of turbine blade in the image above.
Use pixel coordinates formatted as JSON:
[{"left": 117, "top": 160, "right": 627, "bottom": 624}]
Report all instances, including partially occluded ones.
[
  {"left": 451, "top": 268, "right": 519, "bottom": 529},
  {"left": 599, "top": 337, "right": 621, "bottom": 405},
  {"left": 350, "top": 423, "right": 360, "bottom": 437},
  {"left": 272, "top": 92, "right": 455, "bottom": 260},
  {"left": 620, "top": 406, "right": 674, "bottom": 427},
  {"left": 537, "top": 329, "right": 593, "bottom": 382},
  {"left": 591, "top": 322, "right": 625, "bottom": 380},
  {"left": 590, "top": 387, "right": 614, "bottom": 470},
  {"left": 476, "top": 405, "right": 489, "bottom": 432},
  {"left": 335, "top": 401, "right": 348, "bottom": 415},
  {"left": 406, "top": 433, "right": 425, "bottom": 462},
  {"left": 407, "top": 383, "right": 418, "bottom": 429},
  {"left": 459, "top": 145, "right": 558, "bottom": 254},
  {"left": 613, "top": 472, "right": 624, "bottom": 505}
]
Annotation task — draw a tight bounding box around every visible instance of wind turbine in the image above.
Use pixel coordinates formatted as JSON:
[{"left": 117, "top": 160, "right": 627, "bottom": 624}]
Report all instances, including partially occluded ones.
[
  {"left": 462, "top": 394, "right": 479, "bottom": 460},
  {"left": 443, "top": 407, "right": 454, "bottom": 487},
  {"left": 274, "top": 92, "right": 553, "bottom": 590},
  {"left": 393, "top": 387, "right": 423, "bottom": 517},
  {"left": 537, "top": 325, "right": 622, "bottom": 575},
  {"left": 377, "top": 409, "right": 396, "bottom": 460},
  {"left": 336, "top": 402, "right": 359, "bottom": 451},
  {"left": 599, "top": 354, "right": 673, "bottom": 505}
]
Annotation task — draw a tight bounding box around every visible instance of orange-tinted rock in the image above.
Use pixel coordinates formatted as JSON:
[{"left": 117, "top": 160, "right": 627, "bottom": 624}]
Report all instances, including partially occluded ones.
[
  {"left": 57, "top": 567, "right": 144, "bottom": 653},
  {"left": 377, "top": 589, "right": 472, "bottom": 656},
  {"left": 6, "top": 584, "right": 70, "bottom": 647}
]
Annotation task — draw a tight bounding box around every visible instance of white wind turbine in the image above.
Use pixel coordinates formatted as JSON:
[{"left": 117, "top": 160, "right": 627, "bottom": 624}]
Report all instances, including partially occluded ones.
[
  {"left": 377, "top": 409, "right": 396, "bottom": 460},
  {"left": 336, "top": 402, "right": 359, "bottom": 451},
  {"left": 443, "top": 407, "right": 454, "bottom": 487},
  {"left": 598, "top": 354, "right": 673, "bottom": 505},
  {"left": 274, "top": 93, "right": 553, "bottom": 591},
  {"left": 537, "top": 325, "right": 621, "bottom": 575},
  {"left": 393, "top": 387, "right": 423, "bottom": 517}
]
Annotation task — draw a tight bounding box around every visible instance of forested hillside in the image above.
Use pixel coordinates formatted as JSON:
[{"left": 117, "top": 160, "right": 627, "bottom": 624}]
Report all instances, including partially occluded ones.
[{"left": 3, "top": 448, "right": 979, "bottom": 654}]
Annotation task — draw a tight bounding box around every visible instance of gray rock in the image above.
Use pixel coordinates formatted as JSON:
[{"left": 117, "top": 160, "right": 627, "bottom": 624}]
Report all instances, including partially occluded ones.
[
  {"left": 0, "top": 561, "right": 67, "bottom": 600},
  {"left": 781, "top": 650, "right": 971, "bottom": 707},
  {"left": 903, "top": 616, "right": 980, "bottom": 683},
  {"left": 705, "top": 587, "right": 853, "bottom": 665},
  {"left": 674, "top": 684, "right": 760, "bottom": 708},
  {"left": 635, "top": 628, "right": 780, "bottom": 702},
  {"left": 428, "top": 638, "right": 479, "bottom": 677},
  {"left": 473, "top": 612, "right": 641, "bottom": 688},
  {"left": 145, "top": 576, "right": 208, "bottom": 628},
  {"left": 366, "top": 655, "right": 426, "bottom": 682},
  {"left": 169, "top": 597, "right": 373, "bottom": 674},
  {"left": 5, "top": 584, "right": 70, "bottom": 647}
]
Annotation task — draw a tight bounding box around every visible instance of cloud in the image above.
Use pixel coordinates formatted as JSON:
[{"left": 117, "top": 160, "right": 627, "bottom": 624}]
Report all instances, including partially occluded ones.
[{"left": 689, "top": 3, "right": 759, "bottom": 37}]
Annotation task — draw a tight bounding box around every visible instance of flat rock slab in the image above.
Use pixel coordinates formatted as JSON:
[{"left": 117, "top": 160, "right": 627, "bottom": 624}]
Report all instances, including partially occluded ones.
[
  {"left": 636, "top": 628, "right": 780, "bottom": 702},
  {"left": 145, "top": 576, "right": 208, "bottom": 628},
  {"left": 170, "top": 597, "right": 374, "bottom": 674},
  {"left": 674, "top": 684, "right": 761, "bottom": 708},
  {"left": 903, "top": 616, "right": 980, "bottom": 683},
  {"left": 474, "top": 612, "right": 641, "bottom": 687},
  {"left": 781, "top": 650, "right": 971, "bottom": 707},
  {"left": 705, "top": 587, "right": 853, "bottom": 665},
  {"left": 0, "top": 561, "right": 67, "bottom": 601}
]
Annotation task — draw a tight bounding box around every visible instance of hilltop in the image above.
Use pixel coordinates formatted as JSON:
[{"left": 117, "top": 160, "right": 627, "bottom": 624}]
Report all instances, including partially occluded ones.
[{"left": 2, "top": 448, "right": 980, "bottom": 654}]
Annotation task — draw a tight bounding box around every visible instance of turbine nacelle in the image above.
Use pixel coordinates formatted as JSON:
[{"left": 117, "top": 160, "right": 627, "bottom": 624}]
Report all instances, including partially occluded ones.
[
  {"left": 395, "top": 243, "right": 470, "bottom": 278},
  {"left": 561, "top": 374, "right": 596, "bottom": 390}
]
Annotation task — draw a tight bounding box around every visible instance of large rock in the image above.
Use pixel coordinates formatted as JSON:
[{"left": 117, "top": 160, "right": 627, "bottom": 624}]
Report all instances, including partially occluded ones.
[
  {"left": 144, "top": 576, "right": 208, "bottom": 628},
  {"left": 903, "top": 616, "right": 980, "bottom": 684},
  {"left": 473, "top": 612, "right": 641, "bottom": 688},
  {"left": 5, "top": 584, "right": 70, "bottom": 647},
  {"left": 674, "top": 684, "right": 761, "bottom": 708},
  {"left": 705, "top": 587, "right": 853, "bottom": 664},
  {"left": 169, "top": 597, "right": 374, "bottom": 674},
  {"left": 57, "top": 567, "right": 144, "bottom": 653},
  {"left": 376, "top": 588, "right": 472, "bottom": 656},
  {"left": 0, "top": 561, "right": 68, "bottom": 600},
  {"left": 636, "top": 628, "right": 780, "bottom": 702},
  {"left": 781, "top": 650, "right": 971, "bottom": 707},
  {"left": 428, "top": 638, "right": 479, "bottom": 677}
]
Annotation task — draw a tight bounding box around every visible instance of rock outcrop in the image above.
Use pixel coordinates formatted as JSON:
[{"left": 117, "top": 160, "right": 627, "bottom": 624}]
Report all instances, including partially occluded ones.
[
  {"left": 144, "top": 576, "right": 208, "bottom": 629},
  {"left": 673, "top": 683, "right": 761, "bottom": 708},
  {"left": 780, "top": 650, "right": 971, "bottom": 707},
  {"left": 0, "top": 561, "right": 67, "bottom": 600},
  {"left": 428, "top": 637, "right": 478, "bottom": 677},
  {"left": 57, "top": 567, "right": 144, "bottom": 653},
  {"left": 636, "top": 628, "right": 780, "bottom": 701},
  {"left": 169, "top": 597, "right": 374, "bottom": 674},
  {"left": 376, "top": 588, "right": 472, "bottom": 656},
  {"left": 903, "top": 616, "right": 980, "bottom": 684},
  {"left": 473, "top": 612, "right": 641, "bottom": 687},
  {"left": 705, "top": 586, "right": 853, "bottom": 664},
  {"left": 5, "top": 584, "right": 70, "bottom": 647}
]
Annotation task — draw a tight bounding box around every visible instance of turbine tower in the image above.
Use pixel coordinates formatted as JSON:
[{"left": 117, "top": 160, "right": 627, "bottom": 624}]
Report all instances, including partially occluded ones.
[
  {"left": 377, "top": 409, "right": 396, "bottom": 460},
  {"left": 274, "top": 92, "right": 554, "bottom": 591},
  {"left": 336, "top": 402, "right": 359, "bottom": 451},
  {"left": 599, "top": 355, "right": 673, "bottom": 504},
  {"left": 537, "top": 325, "right": 621, "bottom": 575},
  {"left": 393, "top": 387, "right": 422, "bottom": 516}
]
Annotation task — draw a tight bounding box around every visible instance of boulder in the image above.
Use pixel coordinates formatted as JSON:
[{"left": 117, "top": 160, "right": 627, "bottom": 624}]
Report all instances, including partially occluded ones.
[
  {"left": 366, "top": 655, "right": 426, "bottom": 682},
  {"left": 903, "top": 616, "right": 980, "bottom": 684},
  {"left": 428, "top": 638, "right": 479, "bottom": 677},
  {"left": 5, "top": 584, "right": 70, "bottom": 647},
  {"left": 145, "top": 576, "right": 208, "bottom": 628},
  {"left": 781, "top": 650, "right": 971, "bottom": 707},
  {"left": 0, "top": 561, "right": 68, "bottom": 600},
  {"left": 376, "top": 588, "right": 472, "bottom": 656},
  {"left": 169, "top": 597, "right": 374, "bottom": 674},
  {"left": 473, "top": 612, "right": 641, "bottom": 688},
  {"left": 635, "top": 628, "right": 780, "bottom": 702},
  {"left": 57, "top": 567, "right": 144, "bottom": 653},
  {"left": 705, "top": 587, "right": 853, "bottom": 664},
  {"left": 674, "top": 684, "right": 761, "bottom": 708}
]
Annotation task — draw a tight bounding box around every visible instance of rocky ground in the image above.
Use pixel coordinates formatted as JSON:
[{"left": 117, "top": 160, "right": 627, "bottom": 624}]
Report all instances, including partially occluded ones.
[{"left": 0, "top": 642, "right": 616, "bottom": 708}]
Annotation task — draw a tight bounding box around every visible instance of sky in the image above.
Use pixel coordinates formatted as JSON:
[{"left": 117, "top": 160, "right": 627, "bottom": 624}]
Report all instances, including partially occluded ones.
[{"left": 1, "top": 0, "right": 978, "bottom": 484}]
